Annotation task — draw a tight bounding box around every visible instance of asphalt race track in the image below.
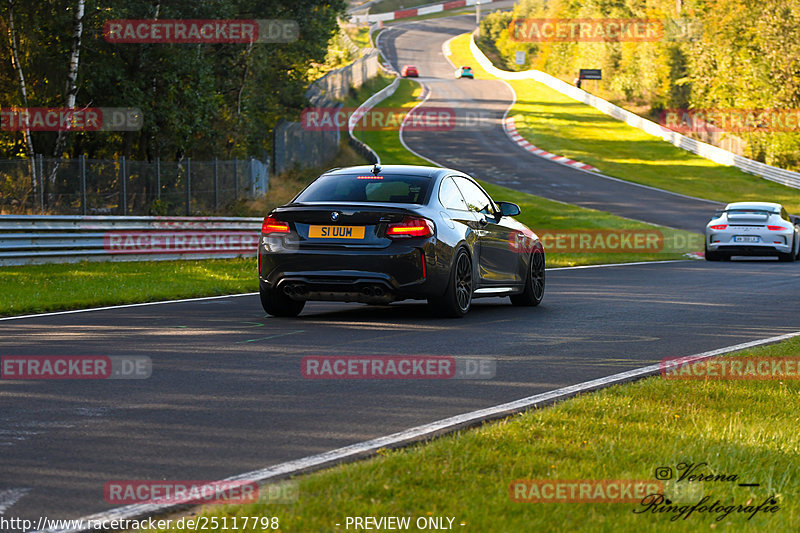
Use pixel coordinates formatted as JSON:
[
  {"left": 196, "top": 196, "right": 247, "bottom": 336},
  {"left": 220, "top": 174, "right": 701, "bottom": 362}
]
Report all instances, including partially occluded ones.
[
  {"left": 4, "top": 260, "right": 800, "bottom": 521},
  {"left": 378, "top": 15, "right": 723, "bottom": 232},
  {"left": 4, "top": 11, "right": 800, "bottom": 528}
]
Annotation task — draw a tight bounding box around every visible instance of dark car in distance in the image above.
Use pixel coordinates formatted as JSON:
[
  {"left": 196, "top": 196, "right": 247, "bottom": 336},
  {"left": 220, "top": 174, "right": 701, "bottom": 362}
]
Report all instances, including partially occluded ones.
[{"left": 258, "top": 165, "right": 545, "bottom": 317}]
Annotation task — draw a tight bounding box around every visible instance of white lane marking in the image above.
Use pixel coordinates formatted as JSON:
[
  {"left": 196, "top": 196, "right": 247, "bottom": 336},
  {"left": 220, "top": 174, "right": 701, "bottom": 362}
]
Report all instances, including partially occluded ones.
[
  {"left": 0, "top": 408, "right": 112, "bottom": 448},
  {"left": 42, "top": 330, "right": 800, "bottom": 533},
  {"left": 0, "top": 262, "right": 695, "bottom": 323},
  {"left": 398, "top": 83, "right": 444, "bottom": 166},
  {"left": 547, "top": 259, "right": 690, "bottom": 270},
  {"left": 0, "top": 293, "right": 258, "bottom": 322},
  {"left": 0, "top": 488, "right": 31, "bottom": 514},
  {"left": 0, "top": 262, "right": 692, "bottom": 323},
  {"left": 441, "top": 36, "right": 457, "bottom": 68}
]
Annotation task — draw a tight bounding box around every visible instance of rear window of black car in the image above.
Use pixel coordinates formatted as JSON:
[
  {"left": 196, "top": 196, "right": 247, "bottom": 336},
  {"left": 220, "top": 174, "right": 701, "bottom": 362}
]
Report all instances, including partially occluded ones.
[{"left": 295, "top": 174, "right": 431, "bottom": 204}]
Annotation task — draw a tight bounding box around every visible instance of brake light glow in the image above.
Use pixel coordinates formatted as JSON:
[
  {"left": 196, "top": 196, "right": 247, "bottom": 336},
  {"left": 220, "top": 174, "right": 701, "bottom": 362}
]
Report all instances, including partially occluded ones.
[
  {"left": 709, "top": 224, "right": 727, "bottom": 230},
  {"left": 386, "top": 217, "right": 434, "bottom": 238},
  {"left": 261, "top": 216, "right": 290, "bottom": 234},
  {"left": 767, "top": 225, "right": 787, "bottom": 231},
  {"left": 357, "top": 175, "right": 383, "bottom": 180}
]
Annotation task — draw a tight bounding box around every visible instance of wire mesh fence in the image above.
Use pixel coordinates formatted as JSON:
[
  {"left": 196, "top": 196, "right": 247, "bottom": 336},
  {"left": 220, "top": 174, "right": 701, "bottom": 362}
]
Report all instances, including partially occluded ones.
[
  {"left": 270, "top": 47, "right": 382, "bottom": 175},
  {"left": 0, "top": 155, "right": 269, "bottom": 215}
]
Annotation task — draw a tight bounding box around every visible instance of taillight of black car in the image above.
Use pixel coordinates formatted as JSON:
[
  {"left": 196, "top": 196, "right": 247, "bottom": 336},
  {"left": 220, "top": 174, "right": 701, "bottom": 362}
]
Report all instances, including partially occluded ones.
[
  {"left": 385, "top": 216, "right": 434, "bottom": 239},
  {"left": 261, "top": 216, "right": 290, "bottom": 235}
]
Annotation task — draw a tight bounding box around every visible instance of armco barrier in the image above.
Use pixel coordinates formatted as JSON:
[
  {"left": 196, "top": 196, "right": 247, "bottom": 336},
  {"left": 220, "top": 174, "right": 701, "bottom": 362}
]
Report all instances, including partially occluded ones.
[
  {"left": 0, "top": 215, "right": 261, "bottom": 266},
  {"left": 468, "top": 34, "right": 800, "bottom": 190},
  {"left": 351, "top": 0, "right": 505, "bottom": 23}
]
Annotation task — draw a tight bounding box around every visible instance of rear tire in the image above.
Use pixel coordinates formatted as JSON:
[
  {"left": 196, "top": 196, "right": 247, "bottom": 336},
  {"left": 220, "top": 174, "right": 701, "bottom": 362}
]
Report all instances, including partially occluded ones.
[
  {"left": 260, "top": 284, "right": 305, "bottom": 317},
  {"left": 779, "top": 236, "right": 796, "bottom": 262},
  {"left": 428, "top": 248, "right": 472, "bottom": 318},
  {"left": 705, "top": 245, "right": 723, "bottom": 261},
  {"left": 511, "top": 248, "right": 545, "bottom": 306}
]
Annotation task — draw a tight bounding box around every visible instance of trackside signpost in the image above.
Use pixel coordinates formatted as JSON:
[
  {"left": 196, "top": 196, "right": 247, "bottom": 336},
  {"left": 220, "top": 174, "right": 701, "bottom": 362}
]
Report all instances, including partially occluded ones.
[
  {"left": 579, "top": 69, "right": 601, "bottom": 92},
  {"left": 579, "top": 69, "right": 602, "bottom": 80}
]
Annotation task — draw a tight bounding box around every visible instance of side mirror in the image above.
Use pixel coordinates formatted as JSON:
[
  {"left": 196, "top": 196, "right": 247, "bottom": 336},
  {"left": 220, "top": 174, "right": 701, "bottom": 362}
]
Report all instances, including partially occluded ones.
[
  {"left": 497, "top": 201, "right": 521, "bottom": 217},
  {"left": 711, "top": 209, "right": 723, "bottom": 220}
]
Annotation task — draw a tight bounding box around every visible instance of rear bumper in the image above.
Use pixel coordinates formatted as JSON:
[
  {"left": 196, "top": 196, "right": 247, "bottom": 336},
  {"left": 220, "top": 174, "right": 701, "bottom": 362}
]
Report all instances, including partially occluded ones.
[
  {"left": 262, "top": 276, "right": 398, "bottom": 304},
  {"left": 706, "top": 233, "right": 792, "bottom": 255},
  {"left": 258, "top": 240, "right": 445, "bottom": 302},
  {"left": 709, "top": 244, "right": 789, "bottom": 255}
]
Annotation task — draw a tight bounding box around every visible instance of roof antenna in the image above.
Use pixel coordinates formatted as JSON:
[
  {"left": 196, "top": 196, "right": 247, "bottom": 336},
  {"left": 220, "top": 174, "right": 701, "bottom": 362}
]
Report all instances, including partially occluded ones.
[{"left": 371, "top": 163, "right": 381, "bottom": 175}]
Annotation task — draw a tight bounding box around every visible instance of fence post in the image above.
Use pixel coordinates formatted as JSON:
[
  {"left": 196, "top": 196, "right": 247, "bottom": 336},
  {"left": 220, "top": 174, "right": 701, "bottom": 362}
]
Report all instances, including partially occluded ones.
[
  {"left": 37, "top": 154, "right": 44, "bottom": 214},
  {"left": 249, "top": 157, "right": 254, "bottom": 197},
  {"left": 120, "top": 155, "right": 127, "bottom": 214},
  {"left": 156, "top": 157, "right": 161, "bottom": 200},
  {"left": 185, "top": 157, "right": 191, "bottom": 216},
  {"left": 213, "top": 157, "right": 219, "bottom": 212},
  {"left": 233, "top": 157, "right": 238, "bottom": 200},
  {"left": 29, "top": 158, "right": 37, "bottom": 213},
  {"left": 80, "top": 155, "right": 87, "bottom": 215}
]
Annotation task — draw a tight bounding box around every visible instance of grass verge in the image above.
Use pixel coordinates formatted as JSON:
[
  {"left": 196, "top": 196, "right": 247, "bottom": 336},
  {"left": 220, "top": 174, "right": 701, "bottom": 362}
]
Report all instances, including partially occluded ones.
[
  {"left": 353, "top": 78, "right": 431, "bottom": 166},
  {"left": 341, "top": 24, "right": 371, "bottom": 50},
  {"left": 447, "top": 33, "right": 800, "bottom": 213},
  {"left": 0, "top": 258, "right": 257, "bottom": 317},
  {"left": 146, "top": 333, "right": 800, "bottom": 532}
]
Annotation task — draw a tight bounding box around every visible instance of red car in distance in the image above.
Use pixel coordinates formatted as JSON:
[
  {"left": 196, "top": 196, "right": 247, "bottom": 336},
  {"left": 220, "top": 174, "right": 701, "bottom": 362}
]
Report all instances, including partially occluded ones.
[{"left": 401, "top": 64, "right": 419, "bottom": 77}]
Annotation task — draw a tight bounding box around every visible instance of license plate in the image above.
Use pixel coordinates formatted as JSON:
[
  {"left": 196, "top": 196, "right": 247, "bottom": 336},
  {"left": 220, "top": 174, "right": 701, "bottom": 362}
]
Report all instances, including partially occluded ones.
[
  {"left": 733, "top": 236, "right": 760, "bottom": 243},
  {"left": 308, "top": 225, "right": 365, "bottom": 239}
]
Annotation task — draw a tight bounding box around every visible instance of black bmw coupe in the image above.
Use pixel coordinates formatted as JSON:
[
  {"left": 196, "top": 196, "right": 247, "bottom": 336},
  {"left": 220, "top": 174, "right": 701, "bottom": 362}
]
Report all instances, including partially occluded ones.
[{"left": 258, "top": 165, "right": 545, "bottom": 317}]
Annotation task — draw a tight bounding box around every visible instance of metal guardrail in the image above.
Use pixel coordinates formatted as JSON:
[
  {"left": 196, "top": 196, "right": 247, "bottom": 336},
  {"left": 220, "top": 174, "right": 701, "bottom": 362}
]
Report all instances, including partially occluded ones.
[
  {"left": 350, "top": 0, "right": 504, "bottom": 23},
  {"left": 468, "top": 34, "right": 800, "bottom": 190},
  {"left": 0, "top": 215, "right": 261, "bottom": 266}
]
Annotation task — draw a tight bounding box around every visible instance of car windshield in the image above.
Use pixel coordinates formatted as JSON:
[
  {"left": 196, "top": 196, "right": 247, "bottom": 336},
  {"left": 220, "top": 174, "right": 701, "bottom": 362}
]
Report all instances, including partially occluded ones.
[{"left": 295, "top": 174, "right": 431, "bottom": 204}]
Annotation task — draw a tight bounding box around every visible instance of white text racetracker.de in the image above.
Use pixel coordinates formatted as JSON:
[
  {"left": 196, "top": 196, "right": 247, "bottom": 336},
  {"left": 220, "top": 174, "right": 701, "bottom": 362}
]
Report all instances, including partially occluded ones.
[{"left": 339, "top": 516, "right": 461, "bottom": 529}]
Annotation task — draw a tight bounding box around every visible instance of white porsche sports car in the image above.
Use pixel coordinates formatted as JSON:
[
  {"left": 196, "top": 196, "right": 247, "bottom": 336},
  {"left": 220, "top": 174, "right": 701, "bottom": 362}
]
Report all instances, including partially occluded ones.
[{"left": 705, "top": 202, "right": 800, "bottom": 261}]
